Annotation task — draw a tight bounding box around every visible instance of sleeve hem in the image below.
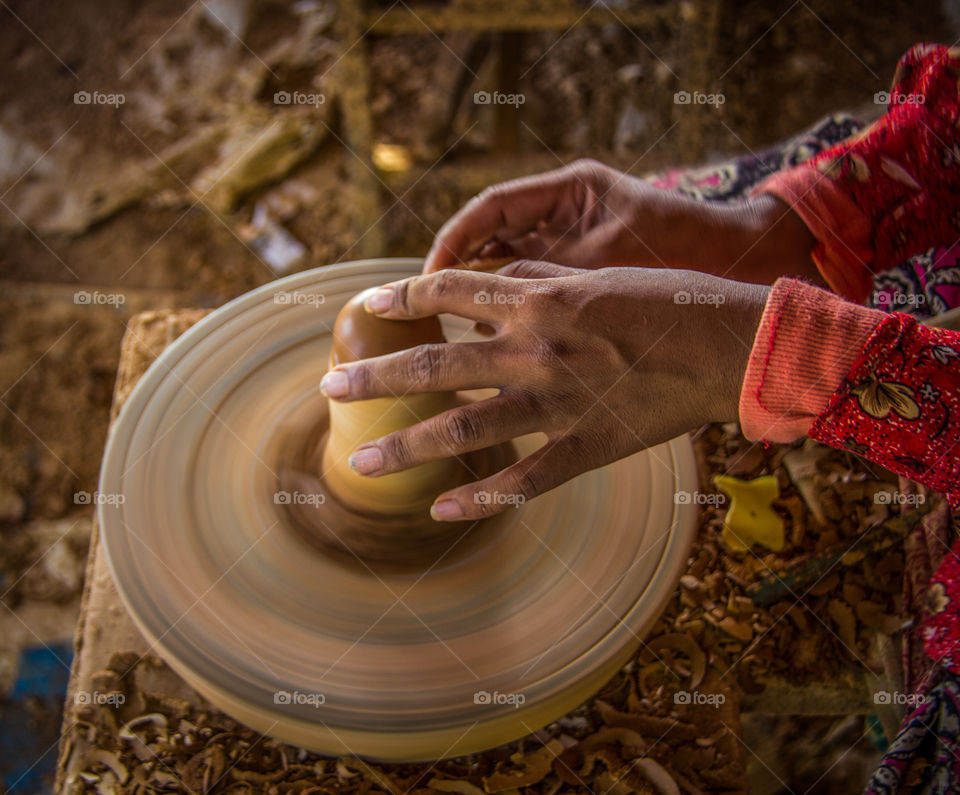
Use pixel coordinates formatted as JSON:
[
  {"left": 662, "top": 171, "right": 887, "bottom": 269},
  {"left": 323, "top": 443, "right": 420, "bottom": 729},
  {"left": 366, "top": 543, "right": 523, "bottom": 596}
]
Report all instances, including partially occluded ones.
[{"left": 739, "top": 278, "right": 886, "bottom": 442}]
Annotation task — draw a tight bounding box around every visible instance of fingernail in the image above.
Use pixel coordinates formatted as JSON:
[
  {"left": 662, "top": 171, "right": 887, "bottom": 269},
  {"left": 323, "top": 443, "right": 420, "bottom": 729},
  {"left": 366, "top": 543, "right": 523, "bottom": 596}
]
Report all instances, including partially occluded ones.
[
  {"left": 364, "top": 287, "right": 393, "bottom": 314},
  {"left": 349, "top": 446, "right": 383, "bottom": 475},
  {"left": 320, "top": 370, "right": 349, "bottom": 399},
  {"left": 431, "top": 499, "right": 463, "bottom": 521}
]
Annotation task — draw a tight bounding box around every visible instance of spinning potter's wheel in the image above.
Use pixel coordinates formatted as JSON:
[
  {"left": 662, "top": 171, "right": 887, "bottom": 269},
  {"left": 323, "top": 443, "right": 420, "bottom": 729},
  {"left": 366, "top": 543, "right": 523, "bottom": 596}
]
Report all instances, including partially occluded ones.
[{"left": 99, "top": 258, "right": 699, "bottom": 762}]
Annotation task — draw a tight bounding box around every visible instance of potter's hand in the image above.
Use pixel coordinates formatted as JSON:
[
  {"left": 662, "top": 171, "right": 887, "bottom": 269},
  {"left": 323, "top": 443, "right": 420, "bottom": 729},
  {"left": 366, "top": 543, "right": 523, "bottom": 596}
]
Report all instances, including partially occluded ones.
[
  {"left": 423, "top": 159, "right": 820, "bottom": 286},
  {"left": 319, "top": 263, "right": 770, "bottom": 520}
]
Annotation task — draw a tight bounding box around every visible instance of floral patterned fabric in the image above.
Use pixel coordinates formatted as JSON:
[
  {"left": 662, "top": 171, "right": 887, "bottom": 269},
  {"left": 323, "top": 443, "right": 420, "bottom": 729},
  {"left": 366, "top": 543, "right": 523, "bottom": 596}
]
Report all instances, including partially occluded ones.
[
  {"left": 863, "top": 664, "right": 960, "bottom": 794},
  {"left": 872, "top": 244, "right": 960, "bottom": 318},
  {"left": 809, "top": 314, "right": 960, "bottom": 509},
  {"left": 805, "top": 44, "right": 960, "bottom": 278}
]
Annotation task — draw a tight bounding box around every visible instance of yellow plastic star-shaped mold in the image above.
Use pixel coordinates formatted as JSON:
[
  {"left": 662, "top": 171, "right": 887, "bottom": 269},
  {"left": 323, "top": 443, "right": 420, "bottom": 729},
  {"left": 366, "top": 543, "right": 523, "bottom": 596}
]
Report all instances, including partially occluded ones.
[{"left": 713, "top": 474, "right": 785, "bottom": 552}]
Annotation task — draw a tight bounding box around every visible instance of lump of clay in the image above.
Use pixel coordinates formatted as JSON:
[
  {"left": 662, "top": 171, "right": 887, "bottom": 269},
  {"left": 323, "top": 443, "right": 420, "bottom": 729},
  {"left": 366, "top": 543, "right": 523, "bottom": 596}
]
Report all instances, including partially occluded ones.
[{"left": 321, "top": 287, "right": 463, "bottom": 515}]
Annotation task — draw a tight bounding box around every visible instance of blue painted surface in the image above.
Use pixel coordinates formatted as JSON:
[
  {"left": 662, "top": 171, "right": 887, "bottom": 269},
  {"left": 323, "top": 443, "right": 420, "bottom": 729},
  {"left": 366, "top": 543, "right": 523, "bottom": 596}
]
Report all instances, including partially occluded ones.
[{"left": 1, "top": 641, "right": 74, "bottom": 795}]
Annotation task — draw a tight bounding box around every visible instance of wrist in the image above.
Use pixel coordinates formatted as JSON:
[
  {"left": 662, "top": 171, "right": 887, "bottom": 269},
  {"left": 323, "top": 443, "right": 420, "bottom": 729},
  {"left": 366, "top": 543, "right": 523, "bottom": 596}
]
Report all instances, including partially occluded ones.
[
  {"left": 711, "top": 279, "right": 771, "bottom": 422},
  {"left": 646, "top": 192, "right": 820, "bottom": 286},
  {"left": 735, "top": 194, "right": 820, "bottom": 285}
]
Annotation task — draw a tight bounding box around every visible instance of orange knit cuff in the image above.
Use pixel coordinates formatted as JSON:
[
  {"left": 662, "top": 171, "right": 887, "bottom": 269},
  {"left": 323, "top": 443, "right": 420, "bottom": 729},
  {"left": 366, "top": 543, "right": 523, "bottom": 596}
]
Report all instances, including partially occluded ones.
[{"left": 739, "top": 278, "right": 886, "bottom": 442}]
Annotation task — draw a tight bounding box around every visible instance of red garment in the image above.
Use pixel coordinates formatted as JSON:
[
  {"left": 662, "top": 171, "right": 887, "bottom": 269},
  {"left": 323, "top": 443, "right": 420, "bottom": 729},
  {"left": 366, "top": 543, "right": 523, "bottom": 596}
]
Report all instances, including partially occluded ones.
[
  {"left": 739, "top": 279, "right": 885, "bottom": 442},
  {"left": 740, "top": 42, "right": 960, "bottom": 686},
  {"left": 755, "top": 43, "right": 960, "bottom": 303},
  {"left": 808, "top": 314, "right": 960, "bottom": 508},
  {"left": 740, "top": 279, "right": 960, "bottom": 509}
]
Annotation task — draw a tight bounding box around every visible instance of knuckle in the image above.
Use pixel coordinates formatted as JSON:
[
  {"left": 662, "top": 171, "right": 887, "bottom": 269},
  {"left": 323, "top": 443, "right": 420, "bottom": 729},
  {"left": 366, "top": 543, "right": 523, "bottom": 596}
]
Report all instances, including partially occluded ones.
[
  {"left": 426, "top": 268, "right": 462, "bottom": 302},
  {"left": 392, "top": 279, "right": 414, "bottom": 315},
  {"left": 405, "top": 343, "right": 445, "bottom": 382},
  {"left": 381, "top": 431, "right": 413, "bottom": 468},
  {"left": 476, "top": 183, "right": 506, "bottom": 204},
  {"left": 497, "top": 258, "right": 533, "bottom": 278},
  {"left": 562, "top": 432, "right": 604, "bottom": 465},
  {"left": 570, "top": 157, "right": 607, "bottom": 178},
  {"left": 535, "top": 279, "right": 575, "bottom": 307},
  {"left": 510, "top": 465, "right": 544, "bottom": 502},
  {"left": 530, "top": 335, "right": 572, "bottom": 369},
  {"left": 347, "top": 364, "right": 375, "bottom": 396},
  {"left": 440, "top": 408, "right": 486, "bottom": 450}
]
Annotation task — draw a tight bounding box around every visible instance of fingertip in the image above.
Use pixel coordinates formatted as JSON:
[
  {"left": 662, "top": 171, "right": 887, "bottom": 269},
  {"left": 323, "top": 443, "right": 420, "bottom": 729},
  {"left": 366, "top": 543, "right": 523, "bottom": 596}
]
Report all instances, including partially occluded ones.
[
  {"left": 430, "top": 498, "right": 464, "bottom": 522},
  {"left": 349, "top": 445, "right": 383, "bottom": 476},
  {"left": 363, "top": 286, "right": 394, "bottom": 315},
  {"left": 320, "top": 369, "right": 349, "bottom": 399}
]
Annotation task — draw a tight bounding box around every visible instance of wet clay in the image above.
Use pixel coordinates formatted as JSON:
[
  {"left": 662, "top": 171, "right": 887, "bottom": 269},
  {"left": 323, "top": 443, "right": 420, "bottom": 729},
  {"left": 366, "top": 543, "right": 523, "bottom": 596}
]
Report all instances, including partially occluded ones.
[{"left": 279, "top": 286, "right": 514, "bottom": 570}]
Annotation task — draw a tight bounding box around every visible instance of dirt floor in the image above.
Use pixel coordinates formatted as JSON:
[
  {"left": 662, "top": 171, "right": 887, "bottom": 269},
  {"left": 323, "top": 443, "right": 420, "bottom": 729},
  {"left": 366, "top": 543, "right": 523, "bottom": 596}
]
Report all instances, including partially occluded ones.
[{"left": 0, "top": 0, "right": 956, "bottom": 792}]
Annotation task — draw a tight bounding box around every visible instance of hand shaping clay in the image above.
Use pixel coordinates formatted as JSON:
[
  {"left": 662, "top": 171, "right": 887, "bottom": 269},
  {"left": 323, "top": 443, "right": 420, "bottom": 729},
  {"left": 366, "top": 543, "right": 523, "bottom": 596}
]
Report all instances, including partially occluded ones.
[
  {"left": 322, "top": 287, "right": 464, "bottom": 514},
  {"left": 280, "top": 285, "right": 514, "bottom": 569}
]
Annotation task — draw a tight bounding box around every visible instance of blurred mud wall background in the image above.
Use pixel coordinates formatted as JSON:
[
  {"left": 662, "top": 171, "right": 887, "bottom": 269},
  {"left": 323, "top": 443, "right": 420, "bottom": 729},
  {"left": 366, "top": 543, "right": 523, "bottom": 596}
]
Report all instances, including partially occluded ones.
[{"left": 0, "top": 1, "right": 954, "bottom": 791}]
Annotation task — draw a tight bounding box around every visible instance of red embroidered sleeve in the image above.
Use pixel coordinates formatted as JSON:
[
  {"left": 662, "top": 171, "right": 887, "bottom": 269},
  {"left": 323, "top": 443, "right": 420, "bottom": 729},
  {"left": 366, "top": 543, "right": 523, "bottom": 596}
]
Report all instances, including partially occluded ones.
[
  {"left": 807, "top": 43, "right": 960, "bottom": 271},
  {"left": 754, "top": 44, "right": 960, "bottom": 301},
  {"left": 808, "top": 314, "right": 960, "bottom": 508}
]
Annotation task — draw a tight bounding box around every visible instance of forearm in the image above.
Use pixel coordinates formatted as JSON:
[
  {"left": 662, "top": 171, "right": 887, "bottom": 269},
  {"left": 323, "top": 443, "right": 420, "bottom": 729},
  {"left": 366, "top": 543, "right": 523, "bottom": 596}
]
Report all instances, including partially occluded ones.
[{"left": 636, "top": 192, "right": 821, "bottom": 286}]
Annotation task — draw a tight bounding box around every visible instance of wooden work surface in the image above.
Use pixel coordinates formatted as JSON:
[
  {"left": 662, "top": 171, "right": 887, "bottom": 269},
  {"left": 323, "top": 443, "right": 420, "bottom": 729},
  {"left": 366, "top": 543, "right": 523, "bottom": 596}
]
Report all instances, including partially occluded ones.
[{"left": 54, "top": 309, "right": 923, "bottom": 794}]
